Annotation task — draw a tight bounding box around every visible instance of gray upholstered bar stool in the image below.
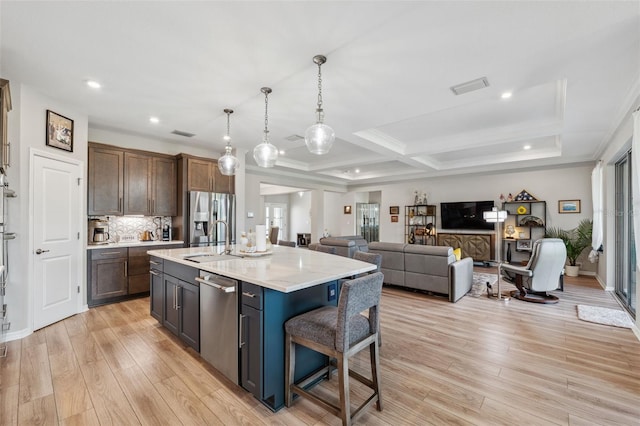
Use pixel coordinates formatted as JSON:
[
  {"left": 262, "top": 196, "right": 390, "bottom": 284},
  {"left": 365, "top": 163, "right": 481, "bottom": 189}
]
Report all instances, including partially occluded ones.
[
  {"left": 353, "top": 251, "right": 382, "bottom": 273},
  {"left": 284, "top": 272, "right": 384, "bottom": 426},
  {"left": 277, "top": 240, "right": 296, "bottom": 247}
]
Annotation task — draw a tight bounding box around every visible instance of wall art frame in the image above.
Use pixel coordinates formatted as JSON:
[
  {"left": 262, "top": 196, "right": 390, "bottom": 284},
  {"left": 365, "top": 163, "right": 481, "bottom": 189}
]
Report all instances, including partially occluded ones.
[
  {"left": 46, "top": 109, "right": 74, "bottom": 152},
  {"left": 558, "top": 199, "right": 581, "bottom": 214}
]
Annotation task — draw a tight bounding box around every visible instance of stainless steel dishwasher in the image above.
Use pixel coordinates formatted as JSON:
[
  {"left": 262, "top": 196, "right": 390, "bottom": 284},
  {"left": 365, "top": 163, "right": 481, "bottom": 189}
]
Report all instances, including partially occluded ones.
[{"left": 196, "top": 270, "right": 238, "bottom": 384}]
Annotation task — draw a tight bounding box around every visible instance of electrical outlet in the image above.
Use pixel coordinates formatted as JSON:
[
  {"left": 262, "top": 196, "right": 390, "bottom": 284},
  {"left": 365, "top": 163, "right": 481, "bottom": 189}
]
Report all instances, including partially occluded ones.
[{"left": 327, "top": 283, "right": 337, "bottom": 301}]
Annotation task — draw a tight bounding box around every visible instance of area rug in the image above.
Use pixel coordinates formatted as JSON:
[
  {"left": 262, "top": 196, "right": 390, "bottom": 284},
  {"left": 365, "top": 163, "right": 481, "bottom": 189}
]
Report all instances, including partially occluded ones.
[
  {"left": 576, "top": 305, "right": 634, "bottom": 328},
  {"left": 469, "top": 272, "right": 497, "bottom": 297}
]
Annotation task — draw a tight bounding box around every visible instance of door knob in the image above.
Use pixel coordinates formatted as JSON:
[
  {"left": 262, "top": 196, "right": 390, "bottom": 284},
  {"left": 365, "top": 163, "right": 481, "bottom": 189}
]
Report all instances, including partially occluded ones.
[{"left": 35, "top": 249, "right": 50, "bottom": 255}]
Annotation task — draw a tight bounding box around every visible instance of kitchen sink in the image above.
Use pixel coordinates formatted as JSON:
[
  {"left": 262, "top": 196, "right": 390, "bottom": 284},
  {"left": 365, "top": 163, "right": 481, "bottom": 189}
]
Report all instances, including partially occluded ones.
[{"left": 184, "top": 253, "right": 243, "bottom": 263}]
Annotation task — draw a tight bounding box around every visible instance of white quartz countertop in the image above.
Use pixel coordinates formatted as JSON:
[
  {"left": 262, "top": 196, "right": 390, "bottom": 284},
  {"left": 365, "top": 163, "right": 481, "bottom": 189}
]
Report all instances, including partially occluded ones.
[
  {"left": 147, "top": 245, "right": 377, "bottom": 293},
  {"left": 87, "top": 240, "right": 184, "bottom": 250}
]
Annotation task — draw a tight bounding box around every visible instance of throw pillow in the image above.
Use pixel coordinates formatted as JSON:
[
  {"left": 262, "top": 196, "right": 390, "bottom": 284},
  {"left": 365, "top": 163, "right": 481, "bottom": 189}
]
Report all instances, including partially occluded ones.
[{"left": 453, "top": 248, "right": 462, "bottom": 261}]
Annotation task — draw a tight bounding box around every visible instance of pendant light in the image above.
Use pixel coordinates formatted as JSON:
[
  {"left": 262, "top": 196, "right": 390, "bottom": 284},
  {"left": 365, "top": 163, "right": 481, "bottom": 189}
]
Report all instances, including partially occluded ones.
[
  {"left": 304, "top": 54, "right": 335, "bottom": 155},
  {"left": 253, "top": 87, "right": 279, "bottom": 168},
  {"left": 218, "top": 108, "right": 239, "bottom": 176}
]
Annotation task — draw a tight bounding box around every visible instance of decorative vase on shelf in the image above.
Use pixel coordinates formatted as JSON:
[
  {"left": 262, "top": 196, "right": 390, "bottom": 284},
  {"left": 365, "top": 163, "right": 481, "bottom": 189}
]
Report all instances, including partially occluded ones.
[
  {"left": 506, "top": 242, "right": 512, "bottom": 263},
  {"left": 408, "top": 232, "right": 415, "bottom": 244}
]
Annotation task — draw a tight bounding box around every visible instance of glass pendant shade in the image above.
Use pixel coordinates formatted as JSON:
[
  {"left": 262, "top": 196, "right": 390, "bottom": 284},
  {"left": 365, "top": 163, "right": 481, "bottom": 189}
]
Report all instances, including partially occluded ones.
[
  {"left": 218, "top": 145, "right": 239, "bottom": 176},
  {"left": 305, "top": 122, "right": 335, "bottom": 155},
  {"left": 253, "top": 140, "right": 278, "bottom": 168},
  {"left": 304, "top": 54, "right": 334, "bottom": 155}
]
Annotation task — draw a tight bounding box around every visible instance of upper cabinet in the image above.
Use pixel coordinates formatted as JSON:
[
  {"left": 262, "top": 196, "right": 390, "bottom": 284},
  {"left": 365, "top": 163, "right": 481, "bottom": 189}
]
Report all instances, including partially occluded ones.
[
  {"left": 153, "top": 157, "right": 178, "bottom": 216},
  {"left": 88, "top": 145, "right": 124, "bottom": 215},
  {"left": 0, "top": 79, "right": 12, "bottom": 170},
  {"left": 124, "top": 152, "right": 152, "bottom": 215},
  {"left": 88, "top": 143, "right": 177, "bottom": 216},
  {"left": 186, "top": 156, "right": 234, "bottom": 194}
]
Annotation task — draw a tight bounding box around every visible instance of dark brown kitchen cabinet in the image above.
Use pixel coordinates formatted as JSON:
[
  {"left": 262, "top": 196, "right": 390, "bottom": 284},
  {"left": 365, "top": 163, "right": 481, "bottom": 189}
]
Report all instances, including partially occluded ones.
[
  {"left": 88, "top": 146, "right": 124, "bottom": 215},
  {"left": 88, "top": 248, "right": 128, "bottom": 304},
  {"left": 0, "top": 78, "right": 11, "bottom": 169},
  {"left": 88, "top": 142, "right": 177, "bottom": 216},
  {"left": 124, "top": 152, "right": 152, "bottom": 215},
  {"left": 88, "top": 244, "right": 177, "bottom": 307},
  {"left": 187, "top": 157, "right": 214, "bottom": 192},
  {"left": 186, "top": 156, "right": 233, "bottom": 194},
  {"left": 152, "top": 157, "right": 177, "bottom": 216}
]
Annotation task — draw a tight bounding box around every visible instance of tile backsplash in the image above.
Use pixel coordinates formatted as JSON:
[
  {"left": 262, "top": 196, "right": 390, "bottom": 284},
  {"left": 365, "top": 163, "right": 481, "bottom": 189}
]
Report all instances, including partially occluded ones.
[{"left": 90, "top": 216, "right": 171, "bottom": 242}]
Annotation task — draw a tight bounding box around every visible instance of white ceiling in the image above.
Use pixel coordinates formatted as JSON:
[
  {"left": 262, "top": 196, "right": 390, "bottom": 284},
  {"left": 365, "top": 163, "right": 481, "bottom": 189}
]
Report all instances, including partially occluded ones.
[{"left": 2, "top": 1, "right": 639, "bottom": 187}]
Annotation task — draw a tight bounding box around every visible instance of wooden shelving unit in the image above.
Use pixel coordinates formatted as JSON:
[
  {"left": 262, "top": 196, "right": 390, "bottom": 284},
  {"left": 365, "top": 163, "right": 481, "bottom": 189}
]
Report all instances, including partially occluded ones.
[{"left": 405, "top": 205, "right": 436, "bottom": 245}]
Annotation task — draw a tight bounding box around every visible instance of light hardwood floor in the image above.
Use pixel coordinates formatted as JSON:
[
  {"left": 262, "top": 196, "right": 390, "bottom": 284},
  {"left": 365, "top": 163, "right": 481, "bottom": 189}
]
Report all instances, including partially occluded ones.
[{"left": 1, "top": 274, "right": 639, "bottom": 425}]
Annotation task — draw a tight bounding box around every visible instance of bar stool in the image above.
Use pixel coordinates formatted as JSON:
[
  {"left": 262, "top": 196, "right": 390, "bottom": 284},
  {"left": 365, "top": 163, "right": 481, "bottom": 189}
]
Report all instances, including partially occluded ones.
[{"left": 284, "top": 272, "right": 384, "bottom": 426}]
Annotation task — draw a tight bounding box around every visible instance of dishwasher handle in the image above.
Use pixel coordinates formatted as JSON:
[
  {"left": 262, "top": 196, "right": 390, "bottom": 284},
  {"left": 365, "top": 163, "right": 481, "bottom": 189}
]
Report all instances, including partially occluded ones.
[{"left": 195, "top": 276, "right": 236, "bottom": 293}]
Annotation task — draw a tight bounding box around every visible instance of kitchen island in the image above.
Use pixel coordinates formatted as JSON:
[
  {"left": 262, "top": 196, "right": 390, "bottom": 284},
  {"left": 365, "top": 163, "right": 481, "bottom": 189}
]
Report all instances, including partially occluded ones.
[{"left": 146, "top": 245, "right": 376, "bottom": 411}]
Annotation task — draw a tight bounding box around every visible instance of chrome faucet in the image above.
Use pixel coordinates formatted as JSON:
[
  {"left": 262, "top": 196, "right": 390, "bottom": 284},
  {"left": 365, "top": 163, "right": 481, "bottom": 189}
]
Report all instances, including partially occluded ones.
[{"left": 212, "top": 220, "right": 231, "bottom": 254}]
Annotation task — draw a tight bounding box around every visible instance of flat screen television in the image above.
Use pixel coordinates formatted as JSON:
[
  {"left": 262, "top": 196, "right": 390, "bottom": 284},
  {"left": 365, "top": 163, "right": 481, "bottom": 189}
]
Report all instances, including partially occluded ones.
[{"left": 441, "top": 201, "right": 495, "bottom": 230}]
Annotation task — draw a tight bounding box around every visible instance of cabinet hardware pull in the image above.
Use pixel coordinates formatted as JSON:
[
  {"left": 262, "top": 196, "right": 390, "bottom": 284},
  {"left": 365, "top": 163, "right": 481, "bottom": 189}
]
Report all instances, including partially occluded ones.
[
  {"left": 149, "top": 260, "right": 161, "bottom": 265},
  {"left": 124, "top": 261, "right": 128, "bottom": 277},
  {"left": 173, "top": 285, "right": 177, "bottom": 310},
  {"left": 176, "top": 287, "right": 181, "bottom": 310},
  {"left": 239, "top": 314, "right": 245, "bottom": 348},
  {"left": 119, "top": 197, "right": 122, "bottom": 212},
  {"left": 99, "top": 251, "right": 123, "bottom": 255},
  {"left": 242, "top": 291, "right": 256, "bottom": 298},
  {"left": 149, "top": 270, "right": 159, "bottom": 276}
]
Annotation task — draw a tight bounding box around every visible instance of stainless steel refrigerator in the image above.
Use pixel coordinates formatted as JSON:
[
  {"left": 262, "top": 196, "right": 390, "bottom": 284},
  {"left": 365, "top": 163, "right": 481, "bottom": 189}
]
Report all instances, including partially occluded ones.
[{"left": 188, "top": 191, "right": 236, "bottom": 247}]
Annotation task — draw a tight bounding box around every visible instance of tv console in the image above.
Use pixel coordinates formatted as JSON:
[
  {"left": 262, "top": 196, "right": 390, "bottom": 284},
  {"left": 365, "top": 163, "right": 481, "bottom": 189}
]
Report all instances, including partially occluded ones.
[{"left": 437, "top": 233, "right": 494, "bottom": 261}]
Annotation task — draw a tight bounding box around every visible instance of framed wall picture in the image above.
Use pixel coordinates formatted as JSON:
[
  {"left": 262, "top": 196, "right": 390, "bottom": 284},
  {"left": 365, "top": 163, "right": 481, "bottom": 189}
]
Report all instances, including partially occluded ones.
[
  {"left": 389, "top": 206, "right": 399, "bottom": 215},
  {"left": 391, "top": 215, "right": 398, "bottom": 222},
  {"left": 558, "top": 200, "right": 581, "bottom": 214},
  {"left": 46, "top": 110, "right": 74, "bottom": 152},
  {"left": 516, "top": 239, "right": 532, "bottom": 251},
  {"left": 344, "top": 205, "right": 352, "bottom": 214}
]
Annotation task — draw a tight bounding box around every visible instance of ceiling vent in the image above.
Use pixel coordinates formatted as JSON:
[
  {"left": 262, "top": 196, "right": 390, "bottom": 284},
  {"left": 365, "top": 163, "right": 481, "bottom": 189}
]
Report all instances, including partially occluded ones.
[
  {"left": 450, "top": 77, "right": 490, "bottom": 95},
  {"left": 171, "top": 130, "right": 196, "bottom": 138},
  {"left": 285, "top": 134, "right": 304, "bottom": 141}
]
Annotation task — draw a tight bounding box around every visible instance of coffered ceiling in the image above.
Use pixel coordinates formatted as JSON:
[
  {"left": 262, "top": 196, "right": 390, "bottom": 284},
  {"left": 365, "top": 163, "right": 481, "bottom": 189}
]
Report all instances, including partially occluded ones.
[{"left": 1, "top": 1, "right": 639, "bottom": 186}]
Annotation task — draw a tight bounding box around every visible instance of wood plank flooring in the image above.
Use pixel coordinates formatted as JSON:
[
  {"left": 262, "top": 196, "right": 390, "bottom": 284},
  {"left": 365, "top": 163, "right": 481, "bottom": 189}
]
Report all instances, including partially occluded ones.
[{"left": 1, "top": 274, "right": 639, "bottom": 425}]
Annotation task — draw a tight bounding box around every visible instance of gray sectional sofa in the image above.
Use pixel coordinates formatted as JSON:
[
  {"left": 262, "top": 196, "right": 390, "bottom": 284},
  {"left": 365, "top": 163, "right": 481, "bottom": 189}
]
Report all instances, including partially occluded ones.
[
  {"left": 368, "top": 242, "right": 473, "bottom": 302},
  {"left": 308, "top": 236, "right": 369, "bottom": 258}
]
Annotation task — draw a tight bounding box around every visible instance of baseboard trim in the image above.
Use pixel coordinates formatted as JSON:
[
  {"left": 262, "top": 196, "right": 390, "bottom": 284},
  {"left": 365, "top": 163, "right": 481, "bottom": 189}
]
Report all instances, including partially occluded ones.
[{"left": 4, "top": 327, "right": 33, "bottom": 342}]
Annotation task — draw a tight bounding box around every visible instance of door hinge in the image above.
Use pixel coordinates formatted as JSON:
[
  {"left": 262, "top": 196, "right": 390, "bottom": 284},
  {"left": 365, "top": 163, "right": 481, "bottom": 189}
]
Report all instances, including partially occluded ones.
[
  {"left": 77, "top": 232, "right": 80, "bottom": 240},
  {"left": 77, "top": 178, "right": 81, "bottom": 186},
  {"left": 77, "top": 286, "right": 80, "bottom": 294}
]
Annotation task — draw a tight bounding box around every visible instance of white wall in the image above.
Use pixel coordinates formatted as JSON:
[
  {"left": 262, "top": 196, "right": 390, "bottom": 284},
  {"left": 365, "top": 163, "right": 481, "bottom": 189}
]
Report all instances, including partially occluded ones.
[
  {"left": 289, "top": 191, "right": 311, "bottom": 242},
  {"left": 6, "top": 82, "right": 89, "bottom": 338}
]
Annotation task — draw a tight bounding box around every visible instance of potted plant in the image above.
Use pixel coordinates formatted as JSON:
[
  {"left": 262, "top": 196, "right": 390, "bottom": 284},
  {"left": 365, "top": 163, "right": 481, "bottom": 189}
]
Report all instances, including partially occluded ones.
[{"left": 545, "top": 219, "right": 593, "bottom": 276}]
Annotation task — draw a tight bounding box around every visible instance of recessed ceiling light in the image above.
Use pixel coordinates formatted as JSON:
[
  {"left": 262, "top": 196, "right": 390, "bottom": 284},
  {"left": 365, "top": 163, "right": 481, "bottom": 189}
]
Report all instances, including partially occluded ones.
[
  {"left": 279, "top": 150, "right": 285, "bottom": 155},
  {"left": 501, "top": 92, "right": 512, "bottom": 99},
  {"left": 523, "top": 144, "right": 531, "bottom": 150},
  {"left": 149, "top": 117, "right": 160, "bottom": 124},
  {"left": 86, "top": 80, "right": 101, "bottom": 89},
  {"left": 355, "top": 169, "right": 360, "bottom": 173}
]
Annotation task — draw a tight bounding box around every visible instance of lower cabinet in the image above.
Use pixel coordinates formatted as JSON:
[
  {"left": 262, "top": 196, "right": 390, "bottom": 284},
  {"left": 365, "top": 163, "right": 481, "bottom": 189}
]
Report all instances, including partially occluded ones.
[
  {"left": 88, "top": 248, "right": 128, "bottom": 305},
  {"left": 149, "top": 256, "right": 164, "bottom": 321},
  {"left": 159, "top": 262, "right": 200, "bottom": 352},
  {"left": 88, "top": 244, "right": 179, "bottom": 307},
  {"left": 240, "top": 290, "right": 263, "bottom": 399},
  {"left": 239, "top": 280, "right": 336, "bottom": 411}
]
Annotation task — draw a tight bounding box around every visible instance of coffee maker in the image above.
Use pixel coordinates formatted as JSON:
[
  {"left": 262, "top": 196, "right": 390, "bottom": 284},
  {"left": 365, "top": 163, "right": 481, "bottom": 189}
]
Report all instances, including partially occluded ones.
[{"left": 88, "top": 219, "right": 110, "bottom": 245}]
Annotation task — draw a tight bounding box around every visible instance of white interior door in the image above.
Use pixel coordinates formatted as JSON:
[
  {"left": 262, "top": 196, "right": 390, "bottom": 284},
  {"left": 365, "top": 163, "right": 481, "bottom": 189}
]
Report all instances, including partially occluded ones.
[
  {"left": 33, "top": 154, "right": 81, "bottom": 330},
  {"left": 265, "top": 203, "right": 287, "bottom": 241}
]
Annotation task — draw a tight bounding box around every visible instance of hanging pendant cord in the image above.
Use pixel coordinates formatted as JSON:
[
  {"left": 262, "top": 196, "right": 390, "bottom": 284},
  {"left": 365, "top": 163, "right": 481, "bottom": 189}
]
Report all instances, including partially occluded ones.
[
  {"left": 264, "top": 91, "right": 269, "bottom": 142},
  {"left": 317, "top": 63, "right": 323, "bottom": 110}
]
